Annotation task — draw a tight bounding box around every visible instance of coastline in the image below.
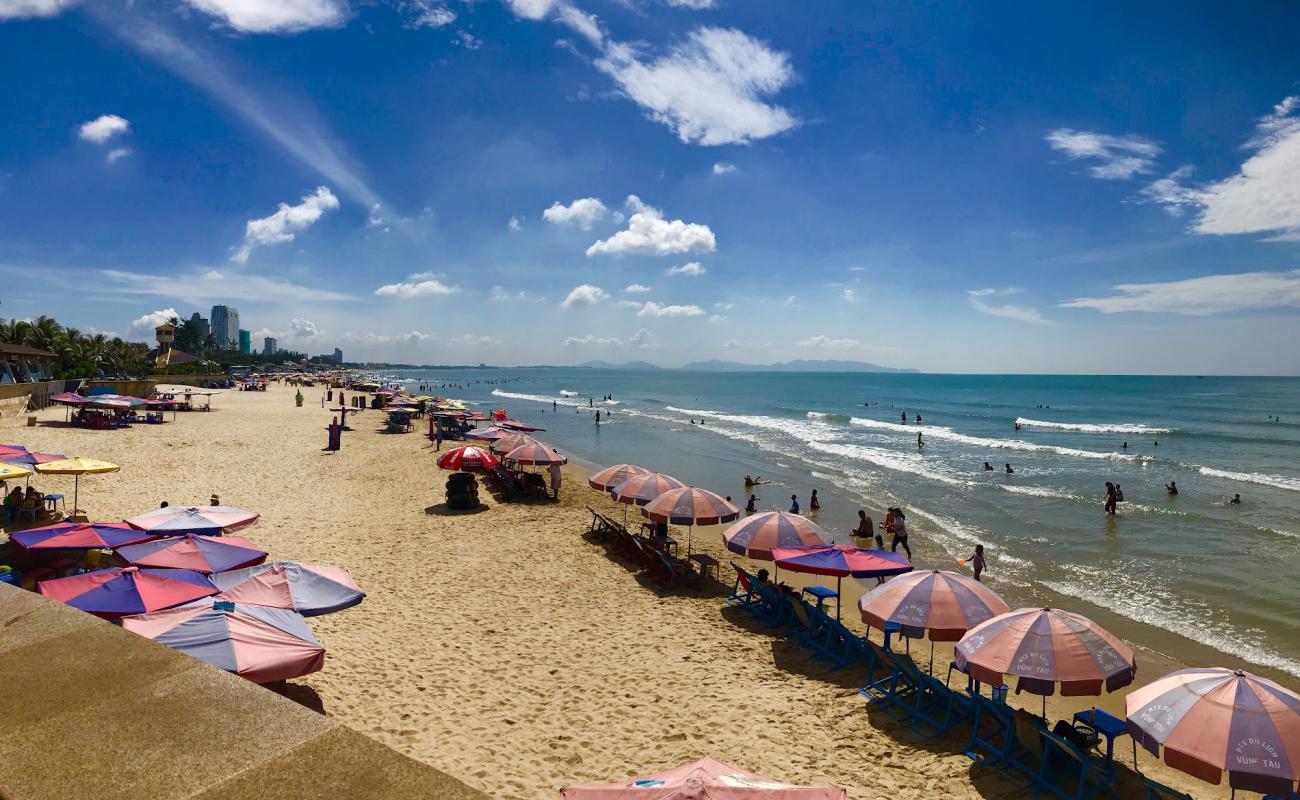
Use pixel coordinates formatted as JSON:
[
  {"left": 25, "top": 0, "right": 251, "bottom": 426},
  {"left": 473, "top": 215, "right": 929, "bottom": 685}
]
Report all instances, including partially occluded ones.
[{"left": 2, "top": 385, "right": 1234, "bottom": 798}]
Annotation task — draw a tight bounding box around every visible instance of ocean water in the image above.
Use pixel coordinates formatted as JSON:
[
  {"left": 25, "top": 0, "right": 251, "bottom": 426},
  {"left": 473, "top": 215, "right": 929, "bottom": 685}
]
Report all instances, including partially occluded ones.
[{"left": 395, "top": 369, "right": 1300, "bottom": 682}]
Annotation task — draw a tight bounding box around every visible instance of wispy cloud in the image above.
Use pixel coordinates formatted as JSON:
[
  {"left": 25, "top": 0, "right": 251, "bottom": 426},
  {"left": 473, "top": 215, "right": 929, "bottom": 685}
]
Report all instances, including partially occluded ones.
[
  {"left": 233, "top": 186, "right": 339, "bottom": 263},
  {"left": 624, "top": 283, "right": 651, "bottom": 293},
  {"left": 374, "top": 275, "right": 460, "bottom": 298},
  {"left": 92, "top": 10, "right": 382, "bottom": 209},
  {"left": 563, "top": 327, "right": 655, "bottom": 347},
  {"left": 561, "top": 283, "right": 609, "bottom": 308},
  {"left": 179, "top": 0, "right": 349, "bottom": 33},
  {"left": 967, "top": 288, "right": 1049, "bottom": 324},
  {"left": 105, "top": 147, "right": 133, "bottom": 164},
  {"left": 840, "top": 287, "right": 857, "bottom": 304},
  {"left": 712, "top": 161, "right": 737, "bottom": 175},
  {"left": 0, "top": 0, "right": 74, "bottom": 19},
  {"left": 1045, "top": 128, "right": 1161, "bottom": 180},
  {"left": 100, "top": 268, "right": 352, "bottom": 304},
  {"left": 666, "top": 261, "right": 705, "bottom": 276},
  {"left": 797, "top": 334, "right": 858, "bottom": 349},
  {"left": 587, "top": 195, "right": 715, "bottom": 256},
  {"left": 620, "top": 300, "right": 705, "bottom": 317},
  {"left": 1061, "top": 269, "right": 1300, "bottom": 315}
]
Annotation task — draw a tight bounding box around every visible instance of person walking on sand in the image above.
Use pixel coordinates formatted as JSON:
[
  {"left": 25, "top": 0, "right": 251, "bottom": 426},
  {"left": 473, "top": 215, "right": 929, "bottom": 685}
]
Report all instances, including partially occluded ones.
[
  {"left": 809, "top": 489, "right": 821, "bottom": 511},
  {"left": 548, "top": 461, "right": 562, "bottom": 500},
  {"left": 888, "top": 508, "right": 911, "bottom": 559},
  {"left": 434, "top": 425, "right": 443, "bottom": 451},
  {"left": 789, "top": 494, "right": 800, "bottom": 514},
  {"left": 964, "top": 544, "right": 987, "bottom": 582}
]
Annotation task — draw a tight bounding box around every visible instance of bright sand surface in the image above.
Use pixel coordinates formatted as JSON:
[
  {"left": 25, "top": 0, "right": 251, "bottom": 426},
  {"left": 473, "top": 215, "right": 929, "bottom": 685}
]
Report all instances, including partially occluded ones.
[{"left": 3, "top": 385, "right": 1233, "bottom": 799}]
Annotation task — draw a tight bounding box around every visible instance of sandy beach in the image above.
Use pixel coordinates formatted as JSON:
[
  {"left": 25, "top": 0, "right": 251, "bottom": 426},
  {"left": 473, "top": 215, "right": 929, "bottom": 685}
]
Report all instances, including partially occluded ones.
[{"left": 2, "top": 385, "right": 1233, "bottom": 799}]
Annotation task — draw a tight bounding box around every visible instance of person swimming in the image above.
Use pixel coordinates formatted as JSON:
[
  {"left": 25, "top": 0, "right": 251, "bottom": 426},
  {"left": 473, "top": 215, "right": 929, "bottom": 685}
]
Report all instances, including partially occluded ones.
[
  {"left": 1229, "top": 493, "right": 1241, "bottom": 505},
  {"left": 1166, "top": 481, "right": 1178, "bottom": 495},
  {"left": 983, "top": 461, "right": 994, "bottom": 471},
  {"left": 916, "top": 412, "right": 922, "bottom": 423},
  {"left": 1014, "top": 422, "right": 1021, "bottom": 431},
  {"left": 1004, "top": 463, "right": 1014, "bottom": 474},
  {"left": 1121, "top": 442, "right": 1128, "bottom": 449}
]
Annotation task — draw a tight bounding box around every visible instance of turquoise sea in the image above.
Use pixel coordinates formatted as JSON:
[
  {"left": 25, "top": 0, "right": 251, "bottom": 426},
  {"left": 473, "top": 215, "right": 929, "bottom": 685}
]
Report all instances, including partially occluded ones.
[{"left": 395, "top": 369, "right": 1300, "bottom": 682}]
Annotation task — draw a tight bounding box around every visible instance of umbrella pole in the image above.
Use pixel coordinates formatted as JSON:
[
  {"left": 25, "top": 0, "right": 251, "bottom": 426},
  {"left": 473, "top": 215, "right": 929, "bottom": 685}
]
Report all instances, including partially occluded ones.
[
  {"left": 1041, "top": 694, "right": 1047, "bottom": 721},
  {"left": 73, "top": 474, "right": 81, "bottom": 518},
  {"left": 686, "top": 523, "right": 693, "bottom": 555},
  {"left": 836, "top": 575, "right": 842, "bottom": 620},
  {"left": 929, "top": 640, "right": 935, "bottom": 674}
]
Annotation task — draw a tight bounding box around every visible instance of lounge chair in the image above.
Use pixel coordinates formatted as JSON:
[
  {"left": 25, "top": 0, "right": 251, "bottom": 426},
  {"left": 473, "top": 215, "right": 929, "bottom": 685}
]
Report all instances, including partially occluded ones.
[
  {"left": 1020, "top": 715, "right": 1112, "bottom": 799},
  {"left": 1143, "top": 776, "right": 1194, "bottom": 800},
  {"left": 965, "top": 690, "right": 1016, "bottom": 765},
  {"left": 784, "top": 599, "right": 835, "bottom": 660},
  {"left": 726, "top": 563, "right": 762, "bottom": 610}
]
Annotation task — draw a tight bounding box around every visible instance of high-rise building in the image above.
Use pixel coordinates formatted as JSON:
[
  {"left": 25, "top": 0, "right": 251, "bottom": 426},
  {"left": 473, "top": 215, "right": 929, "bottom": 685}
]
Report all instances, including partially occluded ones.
[
  {"left": 333, "top": 347, "right": 343, "bottom": 364},
  {"left": 238, "top": 329, "right": 251, "bottom": 355},
  {"left": 263, "top": 337, "right": 278, "bottom": 358},
  {"left": 188, "top": 312, "right": 209, "bottom": 339},
  {"left": 210, "top": 305, "right": 240, "bottom": 349}
]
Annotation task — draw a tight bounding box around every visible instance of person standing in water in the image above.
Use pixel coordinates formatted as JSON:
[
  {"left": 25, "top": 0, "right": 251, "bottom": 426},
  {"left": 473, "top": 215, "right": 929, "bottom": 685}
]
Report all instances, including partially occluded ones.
[
  {"left": 809, "top": 489, "right": 821, "bottom": 511},
  {"left": 1166, "top": 481, "right": 1178, "bottom": 495},
  {"left": 1104, "top": 482, "right": 1118, "bottom": 514},
  {"left": 900, "top": 411, "right": 907, "bottom": 424},
  {"left": 745, "top": 494, "right": 758, "bottom": 513},
  {"left": 964, "top": 544, "right": 987, "bottom": 581},
  {"left": 888, "top": 508, "right": 911, "bottom": 559},
  {"left": 983, "top": 461, "right": 994, "bottom": 471},
  {"left": 1004, "top": 463, "right": 1014, "bottom": 474},
  {"left": 917, "top": 431, "right": 924, "bottom": 449},
  {"left": 789, "top": 494, "right": 800, "bottom": 514}
]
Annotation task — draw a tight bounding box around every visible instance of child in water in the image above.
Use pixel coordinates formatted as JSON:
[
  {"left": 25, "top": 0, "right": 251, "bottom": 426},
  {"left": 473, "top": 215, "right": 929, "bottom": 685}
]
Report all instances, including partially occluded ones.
[{"left": 964, "top": 544, "right": 987, "bottom": 582}]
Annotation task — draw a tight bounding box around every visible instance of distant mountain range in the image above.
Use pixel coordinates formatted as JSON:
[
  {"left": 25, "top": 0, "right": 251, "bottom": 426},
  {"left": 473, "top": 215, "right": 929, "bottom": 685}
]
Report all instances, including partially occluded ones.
[{"left": 576, "top": 358, "right": 916, "bottom": 373}]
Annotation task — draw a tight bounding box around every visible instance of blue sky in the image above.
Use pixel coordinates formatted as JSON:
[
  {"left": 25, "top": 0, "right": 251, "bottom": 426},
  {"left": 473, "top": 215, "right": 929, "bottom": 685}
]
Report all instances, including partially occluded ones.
[{"left": 2, "top": 0, "right": 1300, "bottom": 373}]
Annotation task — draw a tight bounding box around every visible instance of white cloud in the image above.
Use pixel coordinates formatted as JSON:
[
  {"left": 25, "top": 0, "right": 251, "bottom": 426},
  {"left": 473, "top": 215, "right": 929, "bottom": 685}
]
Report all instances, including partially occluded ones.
[
  {"left": 101, "top": 268, "right": 351, "bottom": 304},
  {"left": 840, "top": 287, "right": 857, "bottom": 304},
  {"left": 401, "top": 0, "right": 455, "bottom": 28},
  {"left": 666, "top": 0, "right": 715, "bottom": 7},
  {"left": 628, "top": 327, "right": 655, "bottom": 347},
  {"left": 594, "top": 27, "right": 797, "bottom": 146},
  {"left": 504, "top": 0, "right": 555, "bottom": 19},
  {"left": 543, "top": 197, "right": 609, "bottom": 229},
  {"left": 455, "top": 29, "right": 482, "bottom": 49},
  {"left": 624, "top": 283, "right": 651, "bottom": 293},
  {"left": 374, "top": 276, "right": 460, "bottom": 298},
  {"left": 666, "top": 261, "right": 705, "bottom": 276},
  {"left": 448, "top": 334, "right": 501, "bottom": 347},
  {"left": 105, "top": 147, "right": 132, "bottom": 164},
  {"left": 564, "top": 333, "right": 622, "bottom": 346},
  {"left": 713, "top": 301, "right": 733, "bottom": 310},
  {"left": 128, "top": 308, "right": 180, "bottom": 337},
  {"left": 1061, "top": 269, "right": 1300, "bottom": 315},
  {"left": 798, "top": 334, "right": 858, "bottom": 349},
  {"left": 967, "top": 288, "right": 1049, "bottom": 324},
  {"left": 555, "top": 3, "right": 602, "bottom": 45},
  {"left": 1143, "top": 96, "right": 1300, "bottom": 241},
  {"left": 180, "top": 0, "right": 349, "bottom": 33},
  {"left": 508, "top": 215, "right": 523, "bottom": 232},
  {"left": 0, "top": 0, "right": 75, "bottom": 19},
  {"left": 78, "top": 114, "right": 130, "bottom": 144},
  {"left": 1045, "top": 128, "right": 1160, "bottom": 180},
  {"left": 712, "top": 161, "right": 736, "bottom": 175},
  {"left": 587, "top": 195, "right": 716, "bottom": 256},
  {"left": 707, "top": 314, "right": 724, "bottom": 323},
  {"left": 233, "top": 186, "right": 339, "bottom": 263},
  {"left": 625, "top": 300, "right": 705, "bottom": 317},
  {"left": 489, "top": 285, "right": 535, "bottom": 302},
  {"left": 289, "top": 318, "right": 322, "bottom": 339},
  {"left": 561, "top": 283, "right": 609, "bottom": 308}
]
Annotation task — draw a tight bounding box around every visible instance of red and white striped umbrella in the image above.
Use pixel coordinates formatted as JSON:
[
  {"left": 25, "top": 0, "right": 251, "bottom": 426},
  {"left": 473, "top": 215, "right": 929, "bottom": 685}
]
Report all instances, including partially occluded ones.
[
  {"left": 587, "top": 463, "right": 649, "bottom": 492},
  {"left": 859, "top": 569, "right": 1010, "bottom": 641},
  {"left": 436, "top": 445, "right": 500, "bottom": 472},
  {"left": 610, "top": 472, "right": 686, "bottom": 506},
  {"left": 956, "top": 607, "right": 1137, "bottom": 696},
  {"left": 1126, "top": 667, "right": 1300, "bottom": 795},
  {"left": 722, "top": 511, "right": 830, "bottom": 560},
  {"left": 505, "top": 440, "right": 566, "bottom": 466}
]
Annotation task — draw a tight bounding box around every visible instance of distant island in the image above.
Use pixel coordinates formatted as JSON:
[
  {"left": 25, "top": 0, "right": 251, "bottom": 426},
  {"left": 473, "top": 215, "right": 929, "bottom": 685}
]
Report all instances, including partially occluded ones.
[{"left": 576, "top": 359, "right": 917, "bottom": 373}]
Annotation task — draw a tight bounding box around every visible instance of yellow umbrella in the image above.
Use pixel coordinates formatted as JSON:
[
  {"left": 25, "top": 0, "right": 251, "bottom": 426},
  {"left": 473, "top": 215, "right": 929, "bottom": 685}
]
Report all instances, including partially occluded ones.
[
  {"left": 34, "top": 457, "right": 120, "bottom": 517},
  {"left": 0, "top": 463, "right": 33, "bottom": 481}
]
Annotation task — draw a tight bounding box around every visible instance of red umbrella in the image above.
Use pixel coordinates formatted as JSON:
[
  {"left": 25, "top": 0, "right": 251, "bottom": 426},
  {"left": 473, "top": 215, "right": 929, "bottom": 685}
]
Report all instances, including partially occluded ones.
[
  {"left": 587, "top": 463, "right": 649, "bottom": 492},
  {"left": 437, "top": 445, "right": 500, "bottom": 472},
  {"left": 504, "top": 440, "right": 566, "bottom": 466},
  {"left": 641, "top": 486, "right": 738, "bottom": 555}
]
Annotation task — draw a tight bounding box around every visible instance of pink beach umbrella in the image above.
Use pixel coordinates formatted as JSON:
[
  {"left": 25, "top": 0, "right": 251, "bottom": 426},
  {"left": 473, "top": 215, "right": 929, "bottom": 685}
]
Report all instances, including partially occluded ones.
[
  {"left": 504, "top": 440, "right": 566, "bottom": 466},
  {"left": 114, "top": 533, "right": 267, "bottom": 574},
  {"left": 122, "top": 599, "right": 324, "bottom": 684},
  {"left": 560, "top": 756, "right": 846, "bottom": 800},
  {"left": 859, "top": 569, "right": 1010, "bottom": 642},
  {"left": 1126, "top": 668, "right": 1300, "bottom": 797},
  {"left": 125, "top": 505, "right": 260, "bottom": 537},
  {"left": 610, "top": 472, "right": 687, "bottom": 506},
  {"left": 437, "top": 445, "right": 500, "bottom": 472},
  {"left": 956, "top": 607, "right": 1137, "bottom": 702},
  {"left": 209, "top": 561, "right": 364, "bottom": 617},
  {"left": 38, "top": 566, "right": 217, "bottom": 620},
  {"left": 587, "top": 463, "right": 649, "bottom": 492},
  {"left": 722, "top": 511, "right": 830, "bottom": 560},
  {"left": 641, "top": 486, "right": 739, "bottom": 555},
  {"left": 490, "top": 433, "right": 533, "bottom": 455},
  {"left": 772, "top": 544, "right": 912, "bottom": 621}
]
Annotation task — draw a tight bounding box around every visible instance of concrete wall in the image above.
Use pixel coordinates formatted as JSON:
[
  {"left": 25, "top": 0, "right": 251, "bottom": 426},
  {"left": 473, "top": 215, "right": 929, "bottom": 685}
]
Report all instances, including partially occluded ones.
[
  {"left": 0, "top": 380, "right": 72, "bottom": 418},
  {"left": 0, "top": 584, "right": 489, "bottom": 800}
]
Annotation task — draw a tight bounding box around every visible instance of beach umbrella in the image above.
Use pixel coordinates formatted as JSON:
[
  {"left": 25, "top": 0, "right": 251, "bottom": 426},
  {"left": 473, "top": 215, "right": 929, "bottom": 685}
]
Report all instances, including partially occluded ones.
[
  {"left": 859, "top": 569, "right": 1009, "bottom": 641},
  {"left": 587, "top": 463, "right": 649, "bottom": 492},
  {"left": 722, "top": 511, "right": 831, "bottom": 560},
  {"left": 0, "top": 462, "right": 33, "bottom": 482},
  {"left": 121, "top": 598, "right": 324, "bottom": 684},
  {"left": 641, "top": 486, "right": 739, "bottom": 555},
  {"left": 465, "top": 426, "right": 509, "bottom": 441},
  {"left": 34, "top": 457, "right": 120, "bottom": 517},
  {"left": 504, "top": 440, "right": 566, "bottom": 466},
  {"left": 38, "top": 566, "right": 217, "bottom": 620},
  {"left": 490, "top": 433, "right": 533, "bottom": 455},
  {"left": 956, "top": 607, "right": 1137, "bottom": 706},
  {"left": 85, "top": 394, "right": 145, "bottom": 410},
  {"left": 10, "top": 521, "right": 153, "bottom": 551},
  {"left": 115, "top": 533, "right": 267, "bottom": 574},
  {"left": 0, "top": 447, "right": 66, "bottom": 467},
  {"left": 560, "top": 756, "right": 846, "bottom": 800},
  {"left": 499, "top": 420, "right": 545, "bottom": 432},
  {"left": 610, "top": 472, "right": 686, "bottom": 506},
  {"left": 49, "top": 392, "right": 89, "bottom": 406},
  {"left": 209, "top": 561, "right": 364, "bottom": 617},
  {"left": 125, "top": 505, "right": 260, "bottom": 537},
  {"left": 772, "top": 544, "right": 913, "bottom": 620},
  {"left": 437, "top": 445, "right": 500, "bottom": 472},
  {"left": 1126, "top": 667, "right": 1300, "bottom": 796}
]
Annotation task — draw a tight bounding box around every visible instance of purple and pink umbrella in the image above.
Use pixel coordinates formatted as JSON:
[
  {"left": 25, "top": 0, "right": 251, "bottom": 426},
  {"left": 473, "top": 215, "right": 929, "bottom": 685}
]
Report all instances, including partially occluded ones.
[
  {"left": 48, "top": 392, "right": 90, "bottom": 406},
  {"left": 125, "top": 505, "right": 260, "bottom": 537},
  {"left": 956, "top": 607, "right": 1137, "bottom": 697},
  {"left": 121, "top": 598, "right": 325, "bottom": 684},
  {"left": 38, "top": 566, "right": 217, "bottom": 620},
  {"left": 772, "top": 544, "right": 913, "bottom": 620},
  {"left": 1126, "top": 667, "right": 1300, "bottom": 796},
  {"left": 115, "top": 533, "right": 267, "bottom": 574},
  {"left": 10, "top": 521, "right": 154, "bottom": 551},
  {"left": 209, "top": 561, "right": 365, "bottom": 617},
  {"left": 0, "top": 445, "right": 66, "bottom": 466},
  {"left": 723, "top": 511, "right": 831, "bottom": 560}
]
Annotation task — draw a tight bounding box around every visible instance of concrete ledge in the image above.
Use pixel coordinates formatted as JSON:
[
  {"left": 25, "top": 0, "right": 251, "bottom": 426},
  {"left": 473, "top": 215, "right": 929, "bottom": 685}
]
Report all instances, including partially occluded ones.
[{"left": 0, "top": 583, "right": 488, "bottom": 800}]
